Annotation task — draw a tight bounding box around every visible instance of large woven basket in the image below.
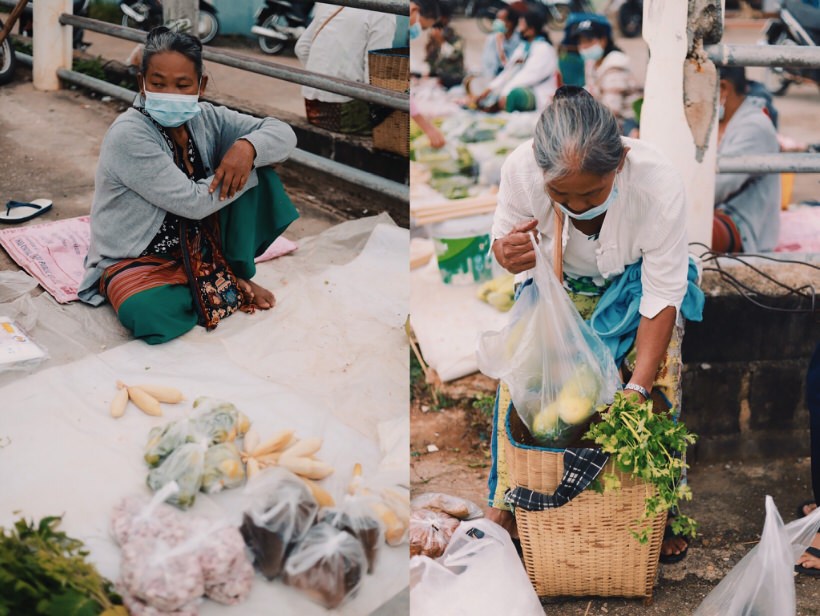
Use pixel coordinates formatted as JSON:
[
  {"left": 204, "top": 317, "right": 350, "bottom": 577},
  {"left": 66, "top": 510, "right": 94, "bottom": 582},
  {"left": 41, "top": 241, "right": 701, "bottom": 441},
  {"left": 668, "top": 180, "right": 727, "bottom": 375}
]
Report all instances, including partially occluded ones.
[
  {"left": 504, "top": 402, "right": 667, "bottom": 600},
  {"left": 368, "top": 47, "right": 409, "bottom": 157}
]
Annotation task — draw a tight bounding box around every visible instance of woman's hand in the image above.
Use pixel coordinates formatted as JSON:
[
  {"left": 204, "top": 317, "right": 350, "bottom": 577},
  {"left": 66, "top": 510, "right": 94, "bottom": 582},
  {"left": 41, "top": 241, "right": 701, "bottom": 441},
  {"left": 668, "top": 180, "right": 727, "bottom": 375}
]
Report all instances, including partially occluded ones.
[
  {"left": 492, "top": 219, "right": 539, "bottom": 274},
  {"left": 210, "top": 138, "right": 256, "bottom": 201}
]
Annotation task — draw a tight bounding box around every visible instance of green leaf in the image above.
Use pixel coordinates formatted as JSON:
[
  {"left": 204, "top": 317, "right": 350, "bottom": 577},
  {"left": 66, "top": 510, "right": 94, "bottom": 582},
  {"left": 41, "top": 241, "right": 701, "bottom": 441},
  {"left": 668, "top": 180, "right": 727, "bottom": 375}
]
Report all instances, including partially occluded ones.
[{"left": 47, "top": 591, "right": 99, "bottom": 616}]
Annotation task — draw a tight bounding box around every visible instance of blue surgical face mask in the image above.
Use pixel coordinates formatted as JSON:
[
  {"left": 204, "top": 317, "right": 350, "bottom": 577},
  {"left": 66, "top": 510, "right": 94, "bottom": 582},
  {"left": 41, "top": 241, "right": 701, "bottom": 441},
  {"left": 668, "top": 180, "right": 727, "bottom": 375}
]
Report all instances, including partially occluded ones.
[
  {"left": 579, "top": 42, "right": 605, "bottom": 62},
  {"left": 409, "top": 21, "right": 421, "bottom": 40},
  {"left": 557, "top": 184, "right": 619, "bottom": 220},
  {"left": 143, "top": 81, "right": 202, "bottom": 128},
  {"left": 492, "top": 18, "right": 506, "bottom": 34}
]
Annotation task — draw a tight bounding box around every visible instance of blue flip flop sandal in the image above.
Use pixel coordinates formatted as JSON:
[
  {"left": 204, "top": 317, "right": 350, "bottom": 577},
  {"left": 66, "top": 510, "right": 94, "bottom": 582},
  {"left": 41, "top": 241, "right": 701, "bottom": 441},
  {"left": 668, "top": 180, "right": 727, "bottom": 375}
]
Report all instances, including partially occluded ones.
[{"left": 0, "top": 199, "right": 53, "bottom": 224}]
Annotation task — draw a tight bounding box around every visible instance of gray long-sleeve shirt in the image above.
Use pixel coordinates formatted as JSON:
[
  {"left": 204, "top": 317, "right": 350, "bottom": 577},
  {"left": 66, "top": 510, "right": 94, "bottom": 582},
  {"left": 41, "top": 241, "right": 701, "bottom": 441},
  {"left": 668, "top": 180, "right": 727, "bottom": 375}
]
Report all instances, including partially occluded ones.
[
  {"left": 714, "top": 98, "right": 781, "bottom": 253},
  {"left": 79, "top": 101, "right": 296, "bottom": 305}
]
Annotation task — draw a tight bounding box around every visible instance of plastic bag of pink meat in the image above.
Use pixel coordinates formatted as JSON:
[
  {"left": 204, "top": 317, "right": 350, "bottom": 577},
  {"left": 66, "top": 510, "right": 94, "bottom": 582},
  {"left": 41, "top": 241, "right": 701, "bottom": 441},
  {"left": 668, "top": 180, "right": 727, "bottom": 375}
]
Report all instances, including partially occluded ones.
[{"left": 111, "top": 484, "right": 255, "bottom": 615}]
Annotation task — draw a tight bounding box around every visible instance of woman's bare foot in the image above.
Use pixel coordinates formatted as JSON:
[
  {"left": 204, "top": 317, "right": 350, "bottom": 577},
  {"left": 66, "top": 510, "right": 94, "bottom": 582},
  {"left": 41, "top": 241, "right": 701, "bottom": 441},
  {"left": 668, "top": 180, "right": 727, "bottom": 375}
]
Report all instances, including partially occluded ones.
[
  {"left": 661, "top": 535, "right": 689, "bottom": 557},
  {"left": 237, "top": 278, "right": 276, "bottom": 309},
  {"left": 796, "top": 532, "right": 820, "bottom": 573},
  {"left": 800, "top": 502, "right": 818, "bottom": 517}
]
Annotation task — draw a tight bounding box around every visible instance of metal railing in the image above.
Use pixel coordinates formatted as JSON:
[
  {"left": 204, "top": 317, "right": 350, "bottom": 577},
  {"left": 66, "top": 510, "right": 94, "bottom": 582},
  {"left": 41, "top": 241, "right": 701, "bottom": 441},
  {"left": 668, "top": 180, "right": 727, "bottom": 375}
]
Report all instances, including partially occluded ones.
[
  {"left": 708, "top": 43, "right": 820, "bottom": 175},
  {"left": 58, "top": 14, "right": 408, "bottom": 112},
  {"left": 316, "top": 0, "right": 408, "bottom": 15}
]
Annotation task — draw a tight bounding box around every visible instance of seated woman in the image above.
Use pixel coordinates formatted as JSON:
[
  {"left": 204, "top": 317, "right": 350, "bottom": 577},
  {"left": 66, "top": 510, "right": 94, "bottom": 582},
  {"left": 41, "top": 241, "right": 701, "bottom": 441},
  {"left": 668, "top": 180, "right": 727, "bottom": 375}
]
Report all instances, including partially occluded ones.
[
  {"left": 572, "top": 16, "right": 641, "bottom": 136},
  {"left": 79, "top": 27, "right": 299, "bottom": 344},
  {"left": 473, "top": 11, "right": 559, "bottom": 113},
  {"left": 489, "top": 86, "right": 697, "bottom": 563}
]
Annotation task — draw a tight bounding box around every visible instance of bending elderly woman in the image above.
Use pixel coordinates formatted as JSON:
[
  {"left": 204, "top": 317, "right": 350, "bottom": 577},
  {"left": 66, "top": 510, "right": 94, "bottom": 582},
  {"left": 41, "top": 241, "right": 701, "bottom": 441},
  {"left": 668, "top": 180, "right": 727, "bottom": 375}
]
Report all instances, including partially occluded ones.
[
  {"left": 79, "top": 27, "right": 299, "bottom": 344},
  {"left": 488, "top": 86, "right": 701, "bottom": 563}
]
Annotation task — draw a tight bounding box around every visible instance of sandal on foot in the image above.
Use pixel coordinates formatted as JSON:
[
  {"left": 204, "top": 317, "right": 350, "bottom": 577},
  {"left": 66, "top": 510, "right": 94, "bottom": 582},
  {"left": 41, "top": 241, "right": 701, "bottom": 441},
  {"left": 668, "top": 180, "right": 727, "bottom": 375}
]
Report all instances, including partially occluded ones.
[
  {"left": 0, "top": 199, "right": 53, "bottom": 224},
  {"left": 797, "top": 500, "right": 816, "bottom": 519},
  {"left": 795, "top": 546, "right": 820, "bottom": 577},
  {"left": 659, "top": 524, "right": 689, "bottom": 565}
]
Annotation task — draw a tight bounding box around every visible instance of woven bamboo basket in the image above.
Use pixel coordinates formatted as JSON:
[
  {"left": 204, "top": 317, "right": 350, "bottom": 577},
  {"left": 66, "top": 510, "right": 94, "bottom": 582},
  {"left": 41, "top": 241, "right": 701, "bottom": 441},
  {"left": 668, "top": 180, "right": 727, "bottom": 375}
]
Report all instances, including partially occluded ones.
[
  {"left": 503, "top": 402, "right": 667, "bottom": 600},
  {"left": 368, "top": 47, "right": 409, "bottom": 157}
]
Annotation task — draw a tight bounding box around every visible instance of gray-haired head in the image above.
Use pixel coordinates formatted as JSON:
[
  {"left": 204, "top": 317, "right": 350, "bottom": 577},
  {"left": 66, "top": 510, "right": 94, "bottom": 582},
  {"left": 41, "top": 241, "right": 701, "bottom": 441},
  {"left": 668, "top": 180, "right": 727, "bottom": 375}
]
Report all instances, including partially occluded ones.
[
  {"left": 141, "top": 26, "right": 203, "bottom": 78},
  {"left": 533, "top": 86, "right": 624, "bottom": 183}
]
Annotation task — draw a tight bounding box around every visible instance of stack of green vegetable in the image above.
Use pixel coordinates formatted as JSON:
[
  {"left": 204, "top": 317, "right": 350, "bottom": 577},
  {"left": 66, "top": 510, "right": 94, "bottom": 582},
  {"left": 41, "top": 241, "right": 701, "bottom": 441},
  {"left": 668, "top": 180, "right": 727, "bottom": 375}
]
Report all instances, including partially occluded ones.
[
  {"left": 144, "top": 397, "right": 251, "bottom": 508},
  {"left": 584, "top": 392, "right": 698, "bottom": 543},
  {"left": 0, "top": 516, "right": 126, "bottom": 616}
]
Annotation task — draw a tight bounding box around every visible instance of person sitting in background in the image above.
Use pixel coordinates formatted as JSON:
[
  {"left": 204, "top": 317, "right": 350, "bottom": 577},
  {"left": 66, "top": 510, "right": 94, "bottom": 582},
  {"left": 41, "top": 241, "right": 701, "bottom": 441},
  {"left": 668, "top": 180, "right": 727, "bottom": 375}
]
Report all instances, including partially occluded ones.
[
  {"left": 295, "top": 3, "right": 396, "bottom": 135},
  {"left": 572, "top": 16, "right": 641, "bottom": 136},
  {"left": 410, "top": 0, "right": 446, "bottom": 149},
  {"left": 713, "top": 66, "right": 781, "bottom": 254},
  {"left": 480, "top": 7, "right": 521, "bottom": 79},
  {"left": 474, "top": 11, "right": 559, "bottom": 113},
  {"left": 424, "top": 3, "right": 465, "bottom": 89}
]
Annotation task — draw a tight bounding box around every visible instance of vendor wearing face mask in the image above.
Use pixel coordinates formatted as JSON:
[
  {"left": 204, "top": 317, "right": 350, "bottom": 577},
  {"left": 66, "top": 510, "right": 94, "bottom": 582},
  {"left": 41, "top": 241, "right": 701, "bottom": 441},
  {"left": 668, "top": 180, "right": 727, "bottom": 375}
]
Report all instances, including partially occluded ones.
[
  {"left": 474, "top": 10, "right": 559, "bottom": 113},
  {"left": 79, "top": 26, "right": 299, "bottom": 344},
  {"left": 410, "top": 0, "right": 446, "bottom": 148},
  {"left": 572, "top": 16, "right": 641, "bottom": 136},
  {"left": 480, "top": 7, "right": 521, "bottom": 79},
  {"left": 488, "top": 87, "right": 700, "bottom": 565}
]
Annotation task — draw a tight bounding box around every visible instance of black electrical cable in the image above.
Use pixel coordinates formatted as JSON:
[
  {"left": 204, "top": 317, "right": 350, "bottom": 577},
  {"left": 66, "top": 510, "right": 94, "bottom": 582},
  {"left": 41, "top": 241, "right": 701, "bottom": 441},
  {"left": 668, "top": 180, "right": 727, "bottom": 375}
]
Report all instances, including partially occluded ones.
[{"left": 689, "top": 242, "right": 818, "bottom": 317}]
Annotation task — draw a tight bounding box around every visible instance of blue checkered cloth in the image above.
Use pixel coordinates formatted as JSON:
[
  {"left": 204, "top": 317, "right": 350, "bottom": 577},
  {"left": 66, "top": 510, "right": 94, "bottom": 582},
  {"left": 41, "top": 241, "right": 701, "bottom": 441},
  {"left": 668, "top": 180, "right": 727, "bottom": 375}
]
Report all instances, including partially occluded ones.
[{"left": 504, "top": 448, "right": 610, "bottom": 511}]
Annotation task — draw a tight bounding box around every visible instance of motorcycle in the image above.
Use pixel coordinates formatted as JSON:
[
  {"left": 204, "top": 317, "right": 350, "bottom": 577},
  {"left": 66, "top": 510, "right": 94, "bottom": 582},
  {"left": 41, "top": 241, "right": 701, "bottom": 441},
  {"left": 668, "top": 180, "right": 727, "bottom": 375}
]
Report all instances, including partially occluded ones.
[
  {"left": 120, "top": 0, "right": 219, "bottom": 44},
  {"left": 762, "top": 0, "right": 820, "bottom": 95},
  {"left": 0, "top": 18, "right": 16, "bottom": 86},
  {"left": 251, "top": 0, "right": 315, "bottom": 55},
  {"left": 17, "top": 0, "right": 91, "bottom": 50},
  {"left": 616, "top": 0, "right": 642, "bottom": 38}
]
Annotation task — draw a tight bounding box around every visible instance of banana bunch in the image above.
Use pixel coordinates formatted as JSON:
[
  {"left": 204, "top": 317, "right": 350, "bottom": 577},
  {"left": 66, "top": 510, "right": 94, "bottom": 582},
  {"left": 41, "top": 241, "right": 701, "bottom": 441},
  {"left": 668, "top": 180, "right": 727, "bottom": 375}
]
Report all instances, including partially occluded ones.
[
  {"left": 110, "top": 380, "right": 184, "bottom": 418},
  {"left": 241, "top": 429, "right": 335, "bottom": 507},
  {"left": 477, "top": 274, "right": 515, "bottom": 312},
  {"left": 348, "top": 464, "right": 410, "bottom": 547}
]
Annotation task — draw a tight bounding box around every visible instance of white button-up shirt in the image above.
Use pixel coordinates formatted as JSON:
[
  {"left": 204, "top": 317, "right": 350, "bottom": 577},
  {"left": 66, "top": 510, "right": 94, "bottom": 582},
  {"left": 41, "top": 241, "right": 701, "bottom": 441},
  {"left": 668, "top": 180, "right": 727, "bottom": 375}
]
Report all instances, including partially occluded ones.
[
  {"left": 295, "top": 4, "right": 397, "bottom": 104},
  {"left": 491, "top": 137, "right": 691, "bottom": 319}
]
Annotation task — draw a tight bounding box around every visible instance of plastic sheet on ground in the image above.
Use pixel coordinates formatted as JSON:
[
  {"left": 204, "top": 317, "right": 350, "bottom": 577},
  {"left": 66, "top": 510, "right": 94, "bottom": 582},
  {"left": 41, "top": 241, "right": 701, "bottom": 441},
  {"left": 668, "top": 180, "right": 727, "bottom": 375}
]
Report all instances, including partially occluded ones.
[
  {"left": 410, "top": 252, "right": 508, "bottom": 383},
  {"left": 775, "top": 205, "right": 820, "bottom": 253},
  {"left": 0, "top": 215, "right": 409, "bottom": 615}
]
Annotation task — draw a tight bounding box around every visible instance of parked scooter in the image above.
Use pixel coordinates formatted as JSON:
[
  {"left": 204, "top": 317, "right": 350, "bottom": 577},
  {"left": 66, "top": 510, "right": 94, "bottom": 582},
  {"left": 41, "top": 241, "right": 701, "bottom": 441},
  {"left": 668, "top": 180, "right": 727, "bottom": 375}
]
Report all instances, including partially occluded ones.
[
  {"left": 252, "top": 0, "right": 315, "bottom": 55},
  {"left": 120, "top": 0, "right": 219, "bottom": 44},
  {"left": 17, "top": 0, "right": 91, "bottom": 50},
  {"left": 0, "top": 18, "right": 16, "bottom": 85},
  {"left": 762, "top": 0, "right": 820, "bottom": 95}
]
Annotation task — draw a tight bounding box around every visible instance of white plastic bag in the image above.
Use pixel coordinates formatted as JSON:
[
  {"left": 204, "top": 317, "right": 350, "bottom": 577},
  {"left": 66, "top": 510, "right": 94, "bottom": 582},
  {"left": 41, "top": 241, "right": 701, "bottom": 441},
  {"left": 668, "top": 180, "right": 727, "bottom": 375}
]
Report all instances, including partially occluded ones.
[
  {"left": 694, "top": 495, "right": 820, "bottom": 616},
  {"left": 410, "top": 518, "right": 542, "bottom": 616},
  {"left": 477, "top": 235, "right": 621, "bottom": 447}
]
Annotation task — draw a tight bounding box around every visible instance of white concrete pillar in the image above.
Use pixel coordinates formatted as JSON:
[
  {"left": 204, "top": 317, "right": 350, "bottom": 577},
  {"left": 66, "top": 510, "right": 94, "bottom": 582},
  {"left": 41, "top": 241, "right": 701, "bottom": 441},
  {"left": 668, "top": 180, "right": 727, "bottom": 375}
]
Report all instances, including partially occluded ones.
[
  {"left": 32, "top": 0, "right": 72, "bottom": 91},
  {"left": 163, "top": 0, "right": 199, "bottom": 37},
  {"left": 640, "top": 0, "right": 720, "bottom": 250}
]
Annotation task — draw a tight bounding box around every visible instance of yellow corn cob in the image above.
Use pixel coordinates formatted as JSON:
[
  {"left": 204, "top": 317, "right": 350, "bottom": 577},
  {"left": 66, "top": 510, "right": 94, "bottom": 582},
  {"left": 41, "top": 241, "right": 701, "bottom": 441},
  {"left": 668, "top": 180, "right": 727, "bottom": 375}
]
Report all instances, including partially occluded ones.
[
  {"left": 368, "top": 500, "right": 406, "bottom": 546},
  {"left": 300, "top": 477, "right": 335, "bottom": 507},
  {"left": 247, "top": 457, "right": 260, "bottom": 479},
  {"left": 110, "top": 387, "right": 129, "bottom": 418},
  {"left": 278, "top": 456, "right": 334, "bottom": 480},
  {"left": 280, "top": 437, "right": 323, "bottom": 460},
  {"left": 133, "top": 384, "right": 184, "bottom": 403},
  {"left": 128, "top": 387, "right": 162, "bottom": 416},
  {"left": 251, "top": 430, "right": 295, "bottom": 456},
  {"left": 348, "top": 462, "right": 363, "bottom": 495},
  {"left": 254, "top": 452, "right": 282, "bottom": 467},
  {"left": 243, "top": 429, "right": 260, "bottom": 454}
]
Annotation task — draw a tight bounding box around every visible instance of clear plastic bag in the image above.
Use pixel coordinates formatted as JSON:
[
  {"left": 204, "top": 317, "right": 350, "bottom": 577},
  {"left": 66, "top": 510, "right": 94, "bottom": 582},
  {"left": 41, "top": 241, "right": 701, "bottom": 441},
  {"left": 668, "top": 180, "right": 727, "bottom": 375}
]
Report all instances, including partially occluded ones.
[
  {"left": 694, "top": 495, "right": 820, "bottom": 616},
  {"left": 201, "top": 442, "right": 245, "bottom": 494},
  {"left": 112, "top": 484, "right": 254, "bottom": 613},
  {"left": 477, "top": 235, "right": 622, "bottom": 448},
  {"left": 320, "top": 493, "right": 385, "bottom": 574},
  {"left": 283, "top": 522, "right": 368, "bottom": 609},
  {"left": 239, "top": 466, "right": 319, "bottom": 580},
  {"left": 410, "top": 493, "right": 484, "bottom": 521},
  {"left": 410, "top": 518, "right": 543, "bottom": 616},
  {"left": 146, "top": 443, "right": 207, "bottom": 509},
  {"left": 144, "top": 420, "right": 200, "bottom": 468},
  {"left": 409, "top": 508, "right": 461, "bottom": 559},
  {"left": 191, "top": 397, "right": 251, "bottom": 444}
]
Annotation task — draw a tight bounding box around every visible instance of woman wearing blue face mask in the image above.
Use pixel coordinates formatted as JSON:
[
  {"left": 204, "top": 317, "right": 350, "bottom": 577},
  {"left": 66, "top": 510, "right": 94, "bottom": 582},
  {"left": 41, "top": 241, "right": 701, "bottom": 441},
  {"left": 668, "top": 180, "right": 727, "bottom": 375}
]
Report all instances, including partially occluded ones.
[
  {"left": 487, "top": 87, "right": 700, "bottom": 564},
  {"left": 78, "top": 26, "right": 299, "bottom": 344},
  {"left": 572, "top": 17, "right": 641, "bottom": 137},
  {"left": 480, "top": 7, "right": 521, "bottom": 79}
]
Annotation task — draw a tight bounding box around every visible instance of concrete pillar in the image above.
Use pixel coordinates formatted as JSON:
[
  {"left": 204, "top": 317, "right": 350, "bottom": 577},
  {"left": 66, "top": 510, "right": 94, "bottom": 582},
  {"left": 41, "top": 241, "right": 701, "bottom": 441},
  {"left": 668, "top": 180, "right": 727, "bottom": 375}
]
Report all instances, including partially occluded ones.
[
  {"left": 163, "top": 0, "right": 199, "bottom": 37},
  {"left": 32, "top": 0, "right": 72, "bottom": 91},
  {"left": 640, "top": 0, "right": 723, "bottom": 250}
]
